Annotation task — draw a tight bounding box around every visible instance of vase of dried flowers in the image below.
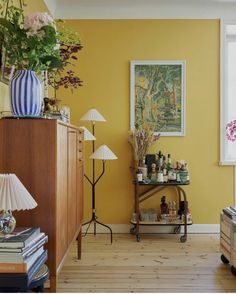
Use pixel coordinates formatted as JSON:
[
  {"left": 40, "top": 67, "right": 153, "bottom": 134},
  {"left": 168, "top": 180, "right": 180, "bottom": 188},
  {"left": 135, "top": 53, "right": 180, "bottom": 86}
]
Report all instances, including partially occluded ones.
[{"left": 128, "top": 127, "right": 160, "bottom": 169}]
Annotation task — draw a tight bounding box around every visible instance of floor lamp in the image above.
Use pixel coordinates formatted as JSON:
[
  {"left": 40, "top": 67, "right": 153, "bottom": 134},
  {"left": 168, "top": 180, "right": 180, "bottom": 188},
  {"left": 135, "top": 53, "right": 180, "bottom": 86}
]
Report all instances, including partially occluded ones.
[{"left": 80, "top": 108, "right": 118, "bottom": 243}]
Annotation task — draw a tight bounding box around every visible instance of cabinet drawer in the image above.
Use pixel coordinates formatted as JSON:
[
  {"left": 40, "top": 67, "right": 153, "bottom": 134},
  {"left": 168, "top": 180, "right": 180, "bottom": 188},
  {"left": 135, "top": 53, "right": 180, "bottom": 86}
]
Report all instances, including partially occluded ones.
[
  {"left": 221, "top": 236, "right": 231, "bottom": 252},
  {"left": 221, "top": 221, "right": 231, "bottom": 238}
]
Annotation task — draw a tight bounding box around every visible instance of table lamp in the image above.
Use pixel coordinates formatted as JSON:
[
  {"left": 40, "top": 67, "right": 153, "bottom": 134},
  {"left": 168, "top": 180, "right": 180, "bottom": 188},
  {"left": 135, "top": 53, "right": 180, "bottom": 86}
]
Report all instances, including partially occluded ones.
[{"left": 0, "top": 174, "right": 37, "bottom": 235}]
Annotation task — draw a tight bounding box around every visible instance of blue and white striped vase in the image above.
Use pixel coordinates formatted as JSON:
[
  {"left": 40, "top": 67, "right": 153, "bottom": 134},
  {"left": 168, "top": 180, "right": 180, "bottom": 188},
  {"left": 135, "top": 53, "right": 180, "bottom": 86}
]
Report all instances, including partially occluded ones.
[{"left": 10, "top": 70, "right": 42, "bottom": 117}]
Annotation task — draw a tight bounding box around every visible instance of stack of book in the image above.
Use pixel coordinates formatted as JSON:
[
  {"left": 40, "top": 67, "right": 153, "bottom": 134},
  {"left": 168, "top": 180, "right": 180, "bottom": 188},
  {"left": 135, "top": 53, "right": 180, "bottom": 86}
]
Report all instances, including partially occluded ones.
[
  {"left": 0, "top": 227, "right": 48, "bottom": 279},
  {"left": 223, "top": 206, "right": 236, "bottom": 220}
]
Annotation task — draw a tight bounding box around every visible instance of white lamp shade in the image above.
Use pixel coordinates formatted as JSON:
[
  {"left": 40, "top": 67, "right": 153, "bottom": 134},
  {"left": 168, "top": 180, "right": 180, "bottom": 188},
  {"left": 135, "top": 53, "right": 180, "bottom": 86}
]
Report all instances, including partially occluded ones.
[
  {"left": 80, "top": 126, "right": 96, "bottom": 141},
  {"left": 80, "top": 108, "right": 106, "bottom": 122},
  {"left": 0, "top": 174, "right": 37, "bottom": 211},
  {"left": 90, "top": 144, "right": 118, "bottom": 160}
]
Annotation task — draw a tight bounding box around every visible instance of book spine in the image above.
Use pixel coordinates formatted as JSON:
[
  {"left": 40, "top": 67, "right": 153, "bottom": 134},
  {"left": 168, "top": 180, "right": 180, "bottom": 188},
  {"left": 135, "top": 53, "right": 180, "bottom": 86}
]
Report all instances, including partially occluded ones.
[
  {"left": 28, "top": 250, "right": 48, "bottom": 281},
  {"left": 0, "top": 263, "right": 27, "bottom": 273}
]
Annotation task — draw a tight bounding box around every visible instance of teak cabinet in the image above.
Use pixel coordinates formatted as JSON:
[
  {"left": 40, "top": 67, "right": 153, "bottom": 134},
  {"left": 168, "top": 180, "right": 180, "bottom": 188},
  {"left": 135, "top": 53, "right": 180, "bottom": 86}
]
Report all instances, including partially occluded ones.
[{"left": 0, "top": 118, "right": 84, "bottom": 292}]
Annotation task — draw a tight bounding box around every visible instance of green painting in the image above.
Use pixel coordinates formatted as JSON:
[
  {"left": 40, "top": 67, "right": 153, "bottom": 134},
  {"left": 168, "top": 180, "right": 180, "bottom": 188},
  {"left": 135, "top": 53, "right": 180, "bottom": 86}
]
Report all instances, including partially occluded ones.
[{"left": 130, "top": 61, "right": 185, "bottom": 136}]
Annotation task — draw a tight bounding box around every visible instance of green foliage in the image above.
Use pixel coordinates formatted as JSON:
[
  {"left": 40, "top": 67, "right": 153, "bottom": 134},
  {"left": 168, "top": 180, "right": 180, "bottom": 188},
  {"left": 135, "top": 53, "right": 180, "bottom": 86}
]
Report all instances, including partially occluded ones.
[{"left": 0, "top": 1, "right": 62, "bottom": 72}]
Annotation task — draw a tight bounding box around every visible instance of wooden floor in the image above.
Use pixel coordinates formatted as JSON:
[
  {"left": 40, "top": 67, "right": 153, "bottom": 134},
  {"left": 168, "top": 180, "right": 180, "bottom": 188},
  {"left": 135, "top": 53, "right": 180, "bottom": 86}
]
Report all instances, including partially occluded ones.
[{"left": 57, "top": 233, "right": 236, "bottom": 293}]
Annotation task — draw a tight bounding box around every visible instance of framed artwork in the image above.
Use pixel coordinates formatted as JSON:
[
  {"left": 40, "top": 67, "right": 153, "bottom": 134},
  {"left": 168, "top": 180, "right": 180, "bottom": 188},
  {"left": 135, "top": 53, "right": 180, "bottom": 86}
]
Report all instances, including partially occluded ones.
[{"left": 130, "top": 60, "right": 186, "bottom": 136}]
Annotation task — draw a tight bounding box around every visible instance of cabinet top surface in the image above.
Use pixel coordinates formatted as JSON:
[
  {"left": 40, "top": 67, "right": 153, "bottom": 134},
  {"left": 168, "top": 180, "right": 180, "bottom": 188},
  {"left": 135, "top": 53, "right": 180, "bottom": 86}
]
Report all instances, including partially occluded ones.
[{"left": 0, "top": 117, "right": 81, "bottom": 130}]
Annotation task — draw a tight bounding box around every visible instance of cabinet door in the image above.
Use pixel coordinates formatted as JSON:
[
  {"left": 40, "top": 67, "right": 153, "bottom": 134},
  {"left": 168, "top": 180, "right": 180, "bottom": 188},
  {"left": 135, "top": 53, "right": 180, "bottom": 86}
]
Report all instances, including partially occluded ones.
[
  {"left": 56, "top": 124, "right": 68, "bottom": 267},
  {"left": 67, "top": 128, "right": 77, "bottom": 243}
]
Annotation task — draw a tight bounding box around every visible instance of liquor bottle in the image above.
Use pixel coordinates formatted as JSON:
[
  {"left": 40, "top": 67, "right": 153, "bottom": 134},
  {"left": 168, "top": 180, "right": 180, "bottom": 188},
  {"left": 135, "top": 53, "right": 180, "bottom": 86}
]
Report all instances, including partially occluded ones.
[
  {"left": 149, "top": 163, "right": 157, "bottom": 182},
  {"left": 185, "top": 163, "right": 190, "bottom": 181},
  {"left": 136, "top": 169, "right": 143, "bottom": 182},
  {"left": 140, "top": 156, "right": 148, "bottom": 179},
  {"left": 172, "top": 201, "right": 177, "bottom": 216},
  {"left": 156, "top": 150, "right": 163, "bottom": 171},
  {"left": 160, "top": 196, "right": 168, "bottom": 215},
  {"left": 162, "top": 155, "right": 167, "bottom": 176},
  {"left": 167, "top": 154, "right": 173, "bottom": 171},
  {"left": 157, "top": 169, "right": 164, "bottom": 183},
  {"left": 176, "top": 168, "right": 180, "bottom": 182}
]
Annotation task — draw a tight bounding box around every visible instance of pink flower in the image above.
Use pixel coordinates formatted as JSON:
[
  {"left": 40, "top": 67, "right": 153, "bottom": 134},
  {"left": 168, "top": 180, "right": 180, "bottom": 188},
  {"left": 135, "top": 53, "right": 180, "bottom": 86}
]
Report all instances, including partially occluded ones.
[
  {"left": 226, "top": 120, "right": 236, "bottom": 142},
  {"left": 24, "top": 12, "right": 55, "bottom": 35}
]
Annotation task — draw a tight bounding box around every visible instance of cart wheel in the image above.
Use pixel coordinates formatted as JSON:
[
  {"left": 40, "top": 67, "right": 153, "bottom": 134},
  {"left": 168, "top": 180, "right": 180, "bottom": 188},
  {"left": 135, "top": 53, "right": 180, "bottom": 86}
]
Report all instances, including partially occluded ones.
[
  {"left": 231, "top": 266, "right": 236, "bottom": 276},
  {"left": 221, "top": 254, "right": 229, "bottom": 264},
  {"left": 130, "top": 227, "right": 137, "bottom": 235},
  {"left": 136, "top": 234, "right": 141, "bottom": 242},
  {"left": 174, "top": 226, "right": 181, "bottom": 234},
  {"left": 180, "top": 235, "right": 187, "bottom": 243}
]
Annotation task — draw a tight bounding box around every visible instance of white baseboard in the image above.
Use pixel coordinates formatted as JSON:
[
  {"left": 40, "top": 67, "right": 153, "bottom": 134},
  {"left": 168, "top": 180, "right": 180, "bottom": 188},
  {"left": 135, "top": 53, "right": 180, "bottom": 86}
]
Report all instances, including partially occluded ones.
[{"left": 82, "top": 223, "right": 220, "bottom": 234}]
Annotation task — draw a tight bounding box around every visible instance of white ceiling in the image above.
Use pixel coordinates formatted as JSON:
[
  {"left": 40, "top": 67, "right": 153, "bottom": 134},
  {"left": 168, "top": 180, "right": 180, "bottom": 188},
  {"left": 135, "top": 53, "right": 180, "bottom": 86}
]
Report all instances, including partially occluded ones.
[{"left": 44, "top": 0, "right": 236, "bottom": 19}]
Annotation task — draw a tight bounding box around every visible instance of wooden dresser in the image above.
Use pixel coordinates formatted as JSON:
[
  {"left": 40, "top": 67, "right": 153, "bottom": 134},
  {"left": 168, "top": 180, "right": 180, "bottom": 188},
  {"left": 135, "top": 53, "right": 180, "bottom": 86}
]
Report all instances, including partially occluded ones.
[{"left": 0, "top": 118, "right": 84, "bottom": 292}]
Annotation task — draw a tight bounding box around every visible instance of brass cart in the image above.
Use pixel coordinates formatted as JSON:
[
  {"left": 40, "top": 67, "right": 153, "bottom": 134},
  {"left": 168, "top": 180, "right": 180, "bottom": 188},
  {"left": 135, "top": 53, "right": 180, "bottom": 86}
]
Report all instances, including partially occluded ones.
[{"left": 130, "top": 181, "right": 192, "bottom": 242}]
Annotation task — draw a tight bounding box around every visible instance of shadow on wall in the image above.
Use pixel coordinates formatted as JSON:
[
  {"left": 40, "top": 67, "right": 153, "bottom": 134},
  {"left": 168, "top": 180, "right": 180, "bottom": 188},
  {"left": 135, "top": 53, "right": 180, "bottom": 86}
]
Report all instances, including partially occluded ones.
[{"left": 0, "top": 83, "right": 10, "bottom": 114}]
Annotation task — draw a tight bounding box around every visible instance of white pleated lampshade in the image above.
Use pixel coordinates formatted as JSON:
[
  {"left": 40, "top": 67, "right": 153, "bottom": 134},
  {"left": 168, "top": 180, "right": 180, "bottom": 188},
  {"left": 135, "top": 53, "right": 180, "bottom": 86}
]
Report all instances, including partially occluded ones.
[
  {"left": 90, "top": 144, "right": 118, "bottom": 160},
  {"left": 0, "top": 174, "right": 37, "bottom": 211},
  {"left": 80, "top": 126, "right": 96, "bottom": 141},
  {"left": 80, "top": 108, "right": 106, "bottom": 122}
]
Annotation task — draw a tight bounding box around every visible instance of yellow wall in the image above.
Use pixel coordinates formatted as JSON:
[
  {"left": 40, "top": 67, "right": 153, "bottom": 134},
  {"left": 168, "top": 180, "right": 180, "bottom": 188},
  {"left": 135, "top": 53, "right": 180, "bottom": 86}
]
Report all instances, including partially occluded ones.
[
  {"left": 0, "top": 0, "right": 49, "bottom": 112},
  {"left": 59, "top": 19, "right": 233, "bottom": 224},
  {"left": 0, "top": 10, "right": 233, "bottom": 224}
]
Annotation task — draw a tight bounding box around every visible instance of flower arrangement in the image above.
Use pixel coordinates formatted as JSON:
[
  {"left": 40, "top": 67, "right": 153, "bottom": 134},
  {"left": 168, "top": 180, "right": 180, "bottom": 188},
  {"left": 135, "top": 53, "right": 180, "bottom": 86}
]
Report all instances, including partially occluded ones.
[
  {"left": 0, "top": 1, "right": 62, "bottom": 72},
  {"left": 128, "top": 127, "right": 160, "bottom": 162},
  {"left": 226, "top": 120, "right": 236, "bottom": 142},
  {"left": 47, "top": 20, "right": 83, "bottom": 96},
  {"left": 0, "top": 0, "right": 82, "bottom": 98}
]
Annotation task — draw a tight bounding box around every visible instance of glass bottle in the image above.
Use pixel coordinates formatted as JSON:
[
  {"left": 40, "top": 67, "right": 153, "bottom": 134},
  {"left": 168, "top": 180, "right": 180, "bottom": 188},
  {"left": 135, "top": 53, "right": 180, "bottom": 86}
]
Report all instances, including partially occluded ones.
[
  {"left": 157, "top": 169, "right": 164, "bottom": 183},
  {"left": 167, "top": 154, "right": 173, "bottom": 181},
  {"left": 167, "top": 154, "right": 173, "bottom": 171},
  {"left": 179, "top": 163, "right": 188, "bottom": 183},
  {"left": 136, "top": 169, "right": 143, "bottom": 182},
  {"left": 156, "top": 150, "right": 163, "bottom": 171},
  {"left": 140, "top": 156, "right": 148, "bottom": 179},
  {"left": 162, "top": 155, "right": 167, "bottom": 176},
  {"left": 149, "top": 163, "right": 157, "bottom": 182},
  {"left": 160, "top": 196, "right": 168, "bottom": 215}
]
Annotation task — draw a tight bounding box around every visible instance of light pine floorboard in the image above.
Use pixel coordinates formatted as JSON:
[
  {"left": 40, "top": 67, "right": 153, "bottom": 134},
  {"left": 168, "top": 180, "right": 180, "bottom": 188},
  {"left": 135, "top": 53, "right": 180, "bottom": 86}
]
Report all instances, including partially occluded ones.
[{"left": 57, "top": 233, "right": 236, "bottom": 293}]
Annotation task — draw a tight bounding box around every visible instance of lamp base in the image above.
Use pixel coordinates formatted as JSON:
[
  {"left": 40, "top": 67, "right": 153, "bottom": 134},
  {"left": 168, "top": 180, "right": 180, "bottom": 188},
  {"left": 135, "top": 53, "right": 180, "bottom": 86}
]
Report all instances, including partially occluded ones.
[
  {"left": 82, "top": 214, "right": 113, "bottom": 243},
  {"left": 0, "top": 210, "right": 16, "bottom": 235}
]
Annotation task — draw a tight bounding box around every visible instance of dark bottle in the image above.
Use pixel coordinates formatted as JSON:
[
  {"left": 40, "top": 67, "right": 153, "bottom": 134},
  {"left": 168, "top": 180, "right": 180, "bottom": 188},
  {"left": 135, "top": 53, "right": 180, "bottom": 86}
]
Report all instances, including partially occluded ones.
[
  {"left": 156, "top": 150, "right": 163, "bottom": 171},
  {"left": 160, "top": 196, "right": 168, "bottom": 215}
]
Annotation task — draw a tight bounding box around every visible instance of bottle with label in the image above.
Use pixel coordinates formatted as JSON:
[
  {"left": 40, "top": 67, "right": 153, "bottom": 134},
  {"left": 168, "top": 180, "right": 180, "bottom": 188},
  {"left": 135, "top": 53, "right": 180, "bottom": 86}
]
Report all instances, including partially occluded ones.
[
  {"left": 162, "top": 155, "right": 167, "bottom": 176},
  {"left": 136, "top": 169, "right": 143, "bottom": 182},
  {"left": 179, "top": 163, "right": 188, "bottom": 183},
  {"left": 157, "top": 169, "right": 164, "bottom": 183},
  {"left": 149, "top": 163, "right": 157, "bottom": 182},
  {"left": 160, "top": 196, "right": 168, "bottom": 215}
]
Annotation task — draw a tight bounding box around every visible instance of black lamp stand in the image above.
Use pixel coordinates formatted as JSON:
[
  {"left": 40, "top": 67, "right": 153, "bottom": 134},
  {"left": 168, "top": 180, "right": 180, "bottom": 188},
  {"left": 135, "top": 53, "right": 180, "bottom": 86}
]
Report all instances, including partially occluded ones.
[{"left": 82, "top": 123, "right": 113, "bottom": 243}]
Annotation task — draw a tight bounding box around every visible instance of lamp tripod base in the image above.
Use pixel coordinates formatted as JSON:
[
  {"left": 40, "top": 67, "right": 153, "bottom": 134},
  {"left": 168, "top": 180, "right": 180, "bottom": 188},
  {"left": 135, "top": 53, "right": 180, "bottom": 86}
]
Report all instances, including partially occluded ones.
[{"left": 82, "top": 214, "right": 113, "bottom": 244}]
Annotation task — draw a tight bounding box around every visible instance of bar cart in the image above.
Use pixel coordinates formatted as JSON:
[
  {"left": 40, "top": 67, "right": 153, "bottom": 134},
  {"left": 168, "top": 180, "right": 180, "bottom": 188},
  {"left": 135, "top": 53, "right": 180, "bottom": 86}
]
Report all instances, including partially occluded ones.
[{"left": 130, "top": 181, "right": 192, "bottom": 243}]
